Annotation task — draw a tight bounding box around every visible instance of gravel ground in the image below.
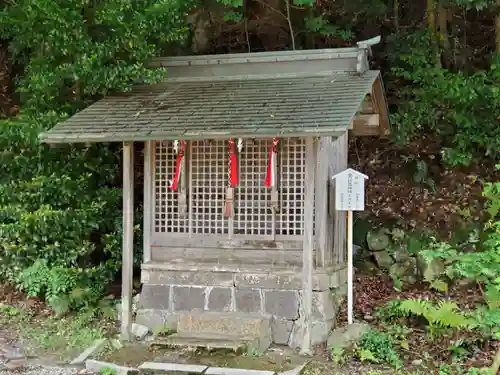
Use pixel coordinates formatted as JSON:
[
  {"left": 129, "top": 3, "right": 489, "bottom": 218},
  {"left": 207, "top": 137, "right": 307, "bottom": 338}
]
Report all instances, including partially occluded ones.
[
  {"left": 0, "top": 365, "right": 91, "bottom": 375},
  {"left": 0, "top": 363, "right": 93, "bottom": 375},
  {"left": 0, "top": 357, "right": 94, "bottom": 375}
]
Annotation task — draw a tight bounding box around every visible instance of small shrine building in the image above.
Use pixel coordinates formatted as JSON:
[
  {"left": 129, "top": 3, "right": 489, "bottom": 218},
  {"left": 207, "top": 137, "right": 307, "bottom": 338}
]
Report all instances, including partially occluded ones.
[{"left": 39, "top": 37, "right": 389, "bottom": 353}]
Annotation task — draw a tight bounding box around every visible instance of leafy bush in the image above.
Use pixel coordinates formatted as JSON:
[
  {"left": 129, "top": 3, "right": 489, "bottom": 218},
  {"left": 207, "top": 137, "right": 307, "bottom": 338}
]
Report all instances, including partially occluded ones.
[
  {"left": 398, "top": 299, "right": 475, "bottom": 337},
  {"left": 0, "top": 0, "right": 195, "bottom": 313},
  {"left": 404, "top": 171, "right": 500, "bottom": 340},
  {"left": 358, "top": 328, "right": 403, "bottom": 368},
  {"left": 0, "top": 114, "right": 124, "bottom": 314},
  {"left": 420, "top": 172, "right": 500, "bottom": 311},
  {"left": 387, "top": 30, "right": 500, "bottom": 166}
]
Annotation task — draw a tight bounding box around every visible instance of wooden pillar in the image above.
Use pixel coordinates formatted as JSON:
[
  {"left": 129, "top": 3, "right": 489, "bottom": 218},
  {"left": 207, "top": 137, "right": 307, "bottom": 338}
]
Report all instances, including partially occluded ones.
[
  {"left": 301, "top": 136, "right": 315, "bottom": 355},
  {"left": 143, "top": 141, "right": 152, "bottom": 263},
  {"left": 314, "top": 138, "right": 328, "bottom": 268},
  {"left": 121, "top": 141, "right": 134, "bottom": 341}
]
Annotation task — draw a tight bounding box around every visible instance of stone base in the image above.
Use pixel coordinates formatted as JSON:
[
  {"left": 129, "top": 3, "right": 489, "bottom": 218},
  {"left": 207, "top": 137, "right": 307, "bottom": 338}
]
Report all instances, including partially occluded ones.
[{"left": 137, "top": 261, "right": 347, "bottom": 349}]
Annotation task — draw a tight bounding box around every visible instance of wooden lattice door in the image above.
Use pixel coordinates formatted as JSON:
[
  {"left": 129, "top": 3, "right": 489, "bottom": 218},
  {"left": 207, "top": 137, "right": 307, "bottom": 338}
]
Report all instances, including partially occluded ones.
[{"left": 153, "top": 138, "right": 307, "bottom": 239}]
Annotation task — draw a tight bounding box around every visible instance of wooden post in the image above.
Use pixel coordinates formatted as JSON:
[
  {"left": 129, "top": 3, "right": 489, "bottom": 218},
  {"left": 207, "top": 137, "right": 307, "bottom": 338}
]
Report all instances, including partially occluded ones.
[
  {"left": 331, "top": 167, "right": 368, "bottom": 326},
  {"left": 143, "top": 141, "right": 152, "bottom": 263},
  {"left": 121, "top": 141, "right": 134, "bottom": 341},
  {"left": 314, "top": 138, "right": 327, "bottom": 268},
  {"left": 347, "top": 210, "right": 354, "bottom": 324},
  {"left": 300, "top": 136, "right": 315, "bottom": 355}
]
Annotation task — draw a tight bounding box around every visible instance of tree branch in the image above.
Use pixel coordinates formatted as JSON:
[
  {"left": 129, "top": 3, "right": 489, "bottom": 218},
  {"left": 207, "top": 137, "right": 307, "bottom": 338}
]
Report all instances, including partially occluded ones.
[{"left": 285, "top": 0, "right": 295, "bottom": 49}]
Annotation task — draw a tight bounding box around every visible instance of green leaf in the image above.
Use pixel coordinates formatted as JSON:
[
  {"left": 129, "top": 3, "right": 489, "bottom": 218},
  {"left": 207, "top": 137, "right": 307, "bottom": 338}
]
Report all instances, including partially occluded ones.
[
  {"left": 359, "top": 349, "right": 379, "bottom": 363},
  {"left": 294, "top": 0, "right": 315, "bottom": 5}
]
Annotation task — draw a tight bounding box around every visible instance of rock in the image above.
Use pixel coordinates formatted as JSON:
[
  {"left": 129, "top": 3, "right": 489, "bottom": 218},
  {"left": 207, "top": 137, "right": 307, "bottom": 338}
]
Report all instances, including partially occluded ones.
[
  {"left": 363, "top": 314, "right": 374, "bottom": 322},
  {"left": 111, "top": 338, "right": 124, "bottom": 349},
  {"left": 116, "top": 294, "right": 140, "bottom": 321},
  {"left": 352, "top": 244, "right": 362, "bottom": 258},
  {"left": 70, "top": 338, "right": 108, "bottom": 365},
  {"left": 457, "top": 278, "right": 476, "bottom": 287},
  {"left": 389, "top": 258, "right": 418, "bottom": 284},
  {"left": 372, "top": 250, "right": 394, "bottom": 270},
  {"left": 205, "top": 368, "right": 275, "bottom": 375},
  {"left": 392, "top": 246, "right": 411, "bottom": 262},
  {"left": 416, "top": 254, "right": 444, "bottom": 282},
  {"left": 327, "top": 322, "right": 370, "bottom": 350},
  {"left": 139, "top": 362, "right": 207, "bottom": 373},
  {"left": 86, "top": 359, "right": 139, "bottom": 375},
  {"left": 133, "top": 293, "right": 141, "bottom": 305},
  {"left": 3, "top": 359, "right": 27, "bottom": 370},
  {"left": 390, "top": 228, "right": 406, "bottom": 242},
  {"left": 366, "top": 230, "right": 390, "bottom": 251},
  {"left": 131, "top": 323, "right": 149, "bottom": 340},
  {"left": 277, "top": 363, "right": 308, "bottom": 375},
  {"left": 412, "top": 359, "right": 423, "bottom": 366}
]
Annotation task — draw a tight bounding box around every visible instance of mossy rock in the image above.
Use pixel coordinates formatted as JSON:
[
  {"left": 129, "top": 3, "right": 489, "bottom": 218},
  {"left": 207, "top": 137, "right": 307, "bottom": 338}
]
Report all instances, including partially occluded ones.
[
  {"left": 367, "top": 230, "right": 391, "bottom": 252},
  {"left": 416, "top": 254, "right": 445, "bottom": 282},
  {"left": 389, "top": 258, "right": 418, "bottom": 285},
  {"left": 392, "top": 245, "right": 412, "bottom": 262},
  {"left": 372, "top": 250, "right": 394, "bottom": 270}
]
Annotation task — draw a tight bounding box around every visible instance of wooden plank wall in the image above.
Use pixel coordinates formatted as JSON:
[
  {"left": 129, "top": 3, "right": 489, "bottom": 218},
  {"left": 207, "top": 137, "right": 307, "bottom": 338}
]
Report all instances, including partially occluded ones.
[{"left": 322, "top": 133, "right": 348, "bottom": 266}]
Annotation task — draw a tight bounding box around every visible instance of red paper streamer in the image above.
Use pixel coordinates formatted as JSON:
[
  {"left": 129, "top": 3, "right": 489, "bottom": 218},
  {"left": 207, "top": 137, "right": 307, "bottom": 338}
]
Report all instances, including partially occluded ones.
[
  {"left": 228, "top": 138, "right": 238, "bottom": 186},
  {"left": 170, "top": 140, "right": 186, "bottom": 191},
  {"left": 265, "top": 138, "right": 279, "bottom": 188}
]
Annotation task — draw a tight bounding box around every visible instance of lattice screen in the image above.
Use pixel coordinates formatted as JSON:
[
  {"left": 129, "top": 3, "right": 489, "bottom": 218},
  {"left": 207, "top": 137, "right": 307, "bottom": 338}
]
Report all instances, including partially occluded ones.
[
  {"left": 154, "top": 141, "right": 188, "bottom": 233},
  {"left": 234, "top": 139, "right": 272, "bottom": 236},
  {"left": 153, "top": 138, "right": 307, "bottom": 237},
  {"left": 190, "top": 140, "right": 227, "bottom": 234},
  {"left": 275, "top": 138, "right": 306, "bottom": 236}
]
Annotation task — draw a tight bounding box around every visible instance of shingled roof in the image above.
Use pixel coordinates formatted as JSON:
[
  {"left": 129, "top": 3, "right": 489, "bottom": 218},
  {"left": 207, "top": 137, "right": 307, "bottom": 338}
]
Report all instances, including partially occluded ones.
[{"left": 40, "top": 42, "right": 386, "bottom": 143}]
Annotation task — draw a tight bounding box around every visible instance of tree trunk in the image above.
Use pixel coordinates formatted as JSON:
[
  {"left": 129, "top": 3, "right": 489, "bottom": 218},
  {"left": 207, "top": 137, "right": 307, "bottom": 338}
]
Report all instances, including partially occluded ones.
[
  {"left": 496, "top": 0, "right": 500, "bottom": 54},
  {"left": 427, "top": 0, "right": 440, "bottom": 66},
  {"left": 437, "top": 1, "right": 450, "bottom": 67},
  {"left": 393, "top": 0, "right": 400, "bottom": 32}
]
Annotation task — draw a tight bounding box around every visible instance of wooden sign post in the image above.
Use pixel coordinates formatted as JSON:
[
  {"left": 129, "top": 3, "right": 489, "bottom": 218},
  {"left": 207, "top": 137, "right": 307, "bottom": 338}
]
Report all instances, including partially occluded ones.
[{"left": 331, "top": 168, "right": 368, "bottom": 325}]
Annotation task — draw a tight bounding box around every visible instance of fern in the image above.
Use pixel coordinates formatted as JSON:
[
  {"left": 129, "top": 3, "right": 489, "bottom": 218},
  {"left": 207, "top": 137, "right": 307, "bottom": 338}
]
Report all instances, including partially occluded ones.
[{"left": 398, "top": 299, "right": 474, "bottom": 337}]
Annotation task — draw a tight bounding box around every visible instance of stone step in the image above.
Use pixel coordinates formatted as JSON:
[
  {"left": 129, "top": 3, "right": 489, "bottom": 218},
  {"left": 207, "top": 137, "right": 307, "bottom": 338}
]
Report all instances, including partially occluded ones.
[
  {"left": 152, "top": 332, "right": 249, "bottom": 353},
  {"left": 177, "top": 312, "right": 271, "bottom": 340}
]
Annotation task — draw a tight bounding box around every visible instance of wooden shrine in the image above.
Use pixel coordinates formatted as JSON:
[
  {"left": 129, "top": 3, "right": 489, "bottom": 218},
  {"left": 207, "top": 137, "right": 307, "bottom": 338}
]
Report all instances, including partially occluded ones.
[{"left": 39, "top": 37, "right": 389, "bottom": 352}]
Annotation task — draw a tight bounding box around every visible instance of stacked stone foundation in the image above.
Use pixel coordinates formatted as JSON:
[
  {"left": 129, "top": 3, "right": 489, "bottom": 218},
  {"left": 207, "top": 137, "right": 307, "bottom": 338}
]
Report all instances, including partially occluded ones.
[{"left": 137, "top": 263, "right": 347, "bottom": 348}]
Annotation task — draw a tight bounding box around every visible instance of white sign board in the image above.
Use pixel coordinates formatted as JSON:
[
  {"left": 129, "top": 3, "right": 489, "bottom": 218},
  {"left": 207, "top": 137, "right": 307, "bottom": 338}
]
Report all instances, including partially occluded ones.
[{"left": 331, "top": 168, "right": 368, "bottom": 211}]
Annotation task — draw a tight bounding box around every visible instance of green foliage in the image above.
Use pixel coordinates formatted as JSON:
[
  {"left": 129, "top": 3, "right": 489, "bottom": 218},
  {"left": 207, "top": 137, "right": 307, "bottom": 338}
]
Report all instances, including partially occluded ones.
[
  {"left": 0, "top": 0, "right": 194, "bottom": 113},
  {"left": 293, "top": 0, "right": 315, "bottom": 6},
  {"left": 438, "top": 363, "right": 492, "bottom": 375},
  {"left": 420, "top": 177, "right": 500, "bottom": 311},
  {"left": 329, "top": 347, "right": 347, "bottom": 365},
  {"left": 453, "top": 0, "right": 496, "bottom": 10},
  {"left": 223, "top": 11, "right": 244, "bottom": 23},
  {"left": 388, "top": 30, "right": 500, "bottom": 166},
  {"left": 411, "top": 159, "right": 436, "bottom": 191},
  {"left": 375, "top": 300, "right": 409, "bottom": 323},
  {"left": 402, "top": 176, "right": 500, "bottom": 346},
  {"left": 398, "top": 299, "right": 475, "bottom": 337},
  {"left": 357, "top": 328, "right": 403, "bottom": 368},
  {"left": 482, "top": 168, "right": 500, "bottom": 219},
  {"left": 304, "top": 15, "right": 354, "bottom": 40},
  {"left": 217, "top": 0, "right": 243, "bottom": 6},
  {"left": 383, "top": 324, "right": 413, "bottom": 351},
  {"left": 0, "top": 0, "right": 194, "bottom": 313},
  {"left": 0, "top": 302, "right": 108, "bottom": 359}
]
